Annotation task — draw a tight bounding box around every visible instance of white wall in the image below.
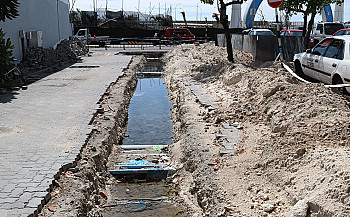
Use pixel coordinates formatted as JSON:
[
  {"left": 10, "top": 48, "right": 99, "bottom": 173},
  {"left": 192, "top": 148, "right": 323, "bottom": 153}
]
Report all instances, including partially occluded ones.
[{"left": 0, "top": 0, "right": 72, "bottom": 62}]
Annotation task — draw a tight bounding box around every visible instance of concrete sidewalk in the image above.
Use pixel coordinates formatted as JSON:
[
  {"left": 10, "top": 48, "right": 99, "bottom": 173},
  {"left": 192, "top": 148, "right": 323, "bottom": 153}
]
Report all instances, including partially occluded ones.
[{"left": 0, "top": 50, "right": 132, "bottom": 216}]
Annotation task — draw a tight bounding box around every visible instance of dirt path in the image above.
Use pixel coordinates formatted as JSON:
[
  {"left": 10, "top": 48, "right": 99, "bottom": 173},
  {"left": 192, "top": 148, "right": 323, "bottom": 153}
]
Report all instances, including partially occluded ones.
[{"left": 162, "top": 44, "right": 350, "bottom": 217}]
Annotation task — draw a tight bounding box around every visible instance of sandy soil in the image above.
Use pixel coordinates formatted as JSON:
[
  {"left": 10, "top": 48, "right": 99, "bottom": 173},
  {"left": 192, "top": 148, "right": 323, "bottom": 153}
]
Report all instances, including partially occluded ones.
[{"left": 162, "top": 43, "right": 350, "bottom": 217}]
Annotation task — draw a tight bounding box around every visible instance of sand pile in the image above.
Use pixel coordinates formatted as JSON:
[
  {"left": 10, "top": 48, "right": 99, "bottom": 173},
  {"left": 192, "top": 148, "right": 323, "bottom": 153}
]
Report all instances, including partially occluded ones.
[{"left": 164, "top": 43, "right": 350, "bottom": 216}]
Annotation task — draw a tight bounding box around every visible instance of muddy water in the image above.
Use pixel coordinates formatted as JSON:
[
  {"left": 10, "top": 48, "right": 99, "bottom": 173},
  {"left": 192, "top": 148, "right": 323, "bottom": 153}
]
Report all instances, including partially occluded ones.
[
  {"left": 122, "top": 77, "right": 173, "bottom": 146},
  {"left": 104, "top": 59, "right": 185, "bottom": 216}
]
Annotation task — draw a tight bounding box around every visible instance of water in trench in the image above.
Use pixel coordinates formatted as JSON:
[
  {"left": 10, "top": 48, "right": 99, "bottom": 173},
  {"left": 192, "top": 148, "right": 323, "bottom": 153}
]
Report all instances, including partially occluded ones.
[{"left": 104, "top": 59, "right": 185, "bottom": 217}]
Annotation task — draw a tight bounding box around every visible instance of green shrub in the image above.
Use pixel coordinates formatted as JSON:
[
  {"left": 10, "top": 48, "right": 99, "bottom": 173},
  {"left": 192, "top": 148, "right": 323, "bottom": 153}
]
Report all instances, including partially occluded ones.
[{"left": 0, "top": 28, "right": 15, "bottom": 81}]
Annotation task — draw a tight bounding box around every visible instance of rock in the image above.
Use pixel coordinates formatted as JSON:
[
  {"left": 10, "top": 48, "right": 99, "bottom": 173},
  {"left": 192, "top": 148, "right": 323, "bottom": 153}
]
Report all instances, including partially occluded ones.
[
  {"left": 262, "top": 203, "right": 274, "bottom": 212},
  {"left": 290, "top": 200, "right": 308, "bottom": 217},
  {"left": 272, "top": 125, "right": 288, "bottom": 133},
  {"left": 48, "top": 205, "right": 57, "bottom": 212},
  {"left": 296, "top": 148, "right": 306, "bottom": 156}
]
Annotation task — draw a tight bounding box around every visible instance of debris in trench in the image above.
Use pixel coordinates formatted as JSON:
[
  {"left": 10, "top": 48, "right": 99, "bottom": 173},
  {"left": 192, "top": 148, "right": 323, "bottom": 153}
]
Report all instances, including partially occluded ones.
[
  {"left": 152, "top": 145, "right": 165, "bottom": 151},
  {"left": 125, "top": 200, "right": 147, "bottom": 212},
  {"left": 99, "top": 191, "right": 108, "bottom": 200}
]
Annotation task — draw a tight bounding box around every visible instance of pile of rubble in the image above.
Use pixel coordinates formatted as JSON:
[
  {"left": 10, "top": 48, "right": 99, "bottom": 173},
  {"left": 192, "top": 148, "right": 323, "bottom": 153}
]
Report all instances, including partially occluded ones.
[{"left": 19, "top": 37, "right": 88, "bottom": 73}]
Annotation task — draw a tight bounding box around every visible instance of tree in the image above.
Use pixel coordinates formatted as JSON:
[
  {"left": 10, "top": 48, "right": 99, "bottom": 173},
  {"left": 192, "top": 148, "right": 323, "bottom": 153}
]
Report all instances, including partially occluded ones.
[
  {"left": 200, "top": 0, "right": 244, "bottom": 63},
  {"left": 0, "top": 0, "right": 19, "bottom": 22},
  {"left": 281, "top": 0, "right": 343, "bottom": 48},
  {"left": 0, "top": 0, "right": 19, "bottom": 81}
]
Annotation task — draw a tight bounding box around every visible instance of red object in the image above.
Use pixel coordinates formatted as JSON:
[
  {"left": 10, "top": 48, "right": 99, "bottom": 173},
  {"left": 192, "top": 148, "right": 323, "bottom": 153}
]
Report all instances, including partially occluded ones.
[
  {"left": 332, "top": 28, "right": 350, "bottom": 36},
  {"left": 268, "top": 0, "right": 283, "bottom": 8},
  {"left": 280, "top": 29, "right": 315, "bottom": 47},
  {"left": 165, "top": 28, "right": 195, "bottom": 40},
  {"left": 99, "top": 191, "right": 107, "bottom": 199}
]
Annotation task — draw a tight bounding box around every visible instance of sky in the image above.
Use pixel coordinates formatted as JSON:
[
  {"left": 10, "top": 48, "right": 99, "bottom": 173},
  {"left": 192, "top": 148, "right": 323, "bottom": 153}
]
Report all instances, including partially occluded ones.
[{"left": 70, "top": 0, "right": 350, "bottom": 22}]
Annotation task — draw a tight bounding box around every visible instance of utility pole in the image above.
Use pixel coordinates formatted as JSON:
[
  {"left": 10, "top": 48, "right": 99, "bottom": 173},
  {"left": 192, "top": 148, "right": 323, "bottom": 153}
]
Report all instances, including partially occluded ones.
[
  {"left": 105, "top": 0, "right": 108, "bottom": 17},
  {"left": 93, "top": 0, "right": 97, "bottom": 26},
  {"left": 138, "top": 0, "right": 140, "bottom": 21},
  {"left": 121, "top": 0, "right": 124, "bottom": 17},
  {"left": 175, "top": 3, "right": 181, "bottom": 21}
]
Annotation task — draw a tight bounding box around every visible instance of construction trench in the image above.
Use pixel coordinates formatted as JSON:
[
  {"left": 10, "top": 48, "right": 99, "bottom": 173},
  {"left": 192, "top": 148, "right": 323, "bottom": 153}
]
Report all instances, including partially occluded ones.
[
  {"left": 39, "top": 44, "right": 350, "bottom": 217},
  {"left": 39, "top": 53, "right": 187, "bottom": 216}
]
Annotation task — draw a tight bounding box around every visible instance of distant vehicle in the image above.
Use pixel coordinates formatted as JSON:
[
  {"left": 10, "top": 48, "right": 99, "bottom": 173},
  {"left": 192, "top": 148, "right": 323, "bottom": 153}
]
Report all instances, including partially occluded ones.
[
  {"left": 248, "top": 29, "right": 275, "bottom": 36},
  {"left": 242, "top": 29, "right": 252, "bottom": 34},
  {"left": 313, "top": 22, "right": 344, "bottom": 44},
  {"left": 344, "top": 21, "right": 350, "bottom": 28},
  {"left": 280, "top": 29, "right": 315, "bottom": 47},
  {"left": 332, "top": 28, "right": 350, "bottom": 37},
  {"left": 75, "top": 28, "right": 110, "bottom": 46},
  {"left": 280, "top": 29, "right": 303, "bottom": 36},
  {"left": 165, "top": 28, "right": 195, "bottom": 41},
  {"left": 293, "top": 36, "right": 350, "bottom": 93}
]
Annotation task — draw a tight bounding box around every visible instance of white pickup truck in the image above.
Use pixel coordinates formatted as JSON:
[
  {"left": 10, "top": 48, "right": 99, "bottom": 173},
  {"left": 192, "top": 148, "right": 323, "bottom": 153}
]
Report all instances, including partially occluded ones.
[
  {"left": 75, "top": 28, "right": 110, "bottom": 46},
  {"left": 313, "top": 22, "right": 344, "bottom": 44}
]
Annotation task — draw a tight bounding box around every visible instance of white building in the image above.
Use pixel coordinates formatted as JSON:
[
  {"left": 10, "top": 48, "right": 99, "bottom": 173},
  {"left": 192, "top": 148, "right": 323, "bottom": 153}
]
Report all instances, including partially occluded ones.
[{"left": 0, "top": 0, "right": 72, "bottom": 63}]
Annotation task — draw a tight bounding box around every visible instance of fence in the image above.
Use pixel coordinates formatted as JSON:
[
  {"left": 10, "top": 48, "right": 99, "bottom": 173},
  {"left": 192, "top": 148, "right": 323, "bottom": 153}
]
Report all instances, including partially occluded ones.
[{"left": 218, "top": 34, "right": 306, "bottom": 62}]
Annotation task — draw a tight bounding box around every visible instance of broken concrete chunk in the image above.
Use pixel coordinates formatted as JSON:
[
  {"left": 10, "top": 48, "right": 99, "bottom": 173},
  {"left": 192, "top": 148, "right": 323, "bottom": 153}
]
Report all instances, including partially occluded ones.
[
  {"left": 262, "top": 203, "right": 274, "bottom": 212},
  {"left": 290, "top": 200, "right": 308, "bottom": 217}
]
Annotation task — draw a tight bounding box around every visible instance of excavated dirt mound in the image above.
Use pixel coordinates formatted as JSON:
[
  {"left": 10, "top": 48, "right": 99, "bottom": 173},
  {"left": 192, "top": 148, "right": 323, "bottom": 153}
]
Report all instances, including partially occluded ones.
[{"left": 163, "top": 43, "right": 350, "bottom": 216}]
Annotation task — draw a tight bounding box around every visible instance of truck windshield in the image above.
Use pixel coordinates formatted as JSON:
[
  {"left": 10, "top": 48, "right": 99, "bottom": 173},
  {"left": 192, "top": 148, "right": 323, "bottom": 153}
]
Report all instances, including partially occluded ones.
[{"left": 324, "top": 24, "right": 344, "bottom": 35}]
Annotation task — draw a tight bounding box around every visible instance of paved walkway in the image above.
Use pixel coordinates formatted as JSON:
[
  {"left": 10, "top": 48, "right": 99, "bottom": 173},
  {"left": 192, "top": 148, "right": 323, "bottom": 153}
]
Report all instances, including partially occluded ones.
[{"left": 0, "top": 49, "right": 132, "bottom": 216}]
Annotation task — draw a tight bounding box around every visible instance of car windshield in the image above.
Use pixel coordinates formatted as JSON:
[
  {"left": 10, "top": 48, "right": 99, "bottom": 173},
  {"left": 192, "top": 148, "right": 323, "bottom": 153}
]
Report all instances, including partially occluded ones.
[
  {"left": 324, "top": 24, "right": 344, "bottom": 35},
  {"left": 312, "top": 38, "right": 332, "bottom": 56},
  {"left": 169, "top": 29, "right": 191, "bottom": 35},
  {"left": 324, "top": 39, "right": 344, "bottom": 60},
  {"left": 289, "top": 31, "right": 303, "bottom": 36},
  {"left": 333, "top": 29, "right": 350, "bottom": 36}
]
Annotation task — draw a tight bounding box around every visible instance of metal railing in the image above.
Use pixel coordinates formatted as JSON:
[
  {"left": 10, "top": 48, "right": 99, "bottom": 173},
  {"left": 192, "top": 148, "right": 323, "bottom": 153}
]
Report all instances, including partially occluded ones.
[{"left": 87, "top": 37, "right": 212, "bottom": 50}]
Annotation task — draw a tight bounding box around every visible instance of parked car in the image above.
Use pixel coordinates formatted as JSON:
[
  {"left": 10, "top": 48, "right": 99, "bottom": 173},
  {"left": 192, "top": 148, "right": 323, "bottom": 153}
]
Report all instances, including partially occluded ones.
[
  {"left": 280, "top": 29, "right": 315, "bottom": 47},
  {"left": 332, "top": 28, "right": 350, "bottom": 36},
  {"left": 248, "top": 29, "right": 275, "bottom": 36},
  {"left": 165, "top": 28, "right": 195, "bottom": 41},
  {"left": 280, "top": 29, "right": 303, "bottom": 36},
  {"left": 313, "top": 22, "right": 344, "bottom": 44},
  {"left": 293, "top": 36, "right": 350, "bottom": 93}
]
